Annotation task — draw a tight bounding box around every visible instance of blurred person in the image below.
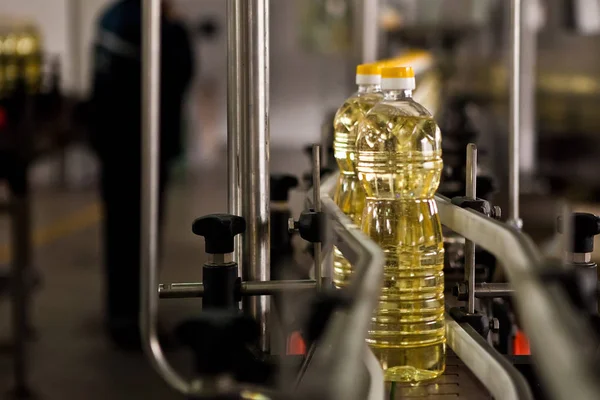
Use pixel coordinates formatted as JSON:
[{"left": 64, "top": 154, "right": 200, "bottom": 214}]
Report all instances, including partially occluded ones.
[{"left": 89, "top": 0, "right": 194, "bottom": 350}]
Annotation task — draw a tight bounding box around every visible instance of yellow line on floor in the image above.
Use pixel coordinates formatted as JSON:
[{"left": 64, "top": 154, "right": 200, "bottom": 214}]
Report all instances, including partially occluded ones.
[{"left": 0, "top": 202, "right": 102, "bottom": 264}]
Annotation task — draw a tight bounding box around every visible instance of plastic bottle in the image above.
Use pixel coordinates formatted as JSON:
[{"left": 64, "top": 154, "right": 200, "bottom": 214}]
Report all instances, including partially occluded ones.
[
  {"left": 332, "top": 64, "right": 383, "bottom": 288},
  {"left": 356, "top": 66, "right": 445, "bottom": 382}
]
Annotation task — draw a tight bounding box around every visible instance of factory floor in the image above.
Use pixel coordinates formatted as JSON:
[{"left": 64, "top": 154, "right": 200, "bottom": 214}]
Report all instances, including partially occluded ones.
[{"left": 0, "top": 149, "right": 309, "bottom": 400}]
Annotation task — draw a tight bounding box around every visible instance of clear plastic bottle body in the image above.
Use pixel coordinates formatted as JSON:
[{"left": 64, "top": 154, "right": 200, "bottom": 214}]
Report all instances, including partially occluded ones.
[
  {"left": 356, "top": 89, "right": 446, "bottom": 382},
  {"left": 332, "top": 85, "right": 382, "bottom": 288}
]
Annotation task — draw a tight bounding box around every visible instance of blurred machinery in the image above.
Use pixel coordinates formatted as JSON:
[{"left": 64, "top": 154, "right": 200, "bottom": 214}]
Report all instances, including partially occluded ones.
[
  {"left": 137, "top": 0, "right": 600, "bottom": 399},
  {"left": 0, "top": 15, "right": 83, "bottom": 399}
]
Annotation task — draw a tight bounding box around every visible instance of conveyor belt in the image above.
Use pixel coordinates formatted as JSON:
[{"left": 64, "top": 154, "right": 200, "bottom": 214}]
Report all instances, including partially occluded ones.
[{"left": 386, "top": 350, "right": 490, "bottom": 399}]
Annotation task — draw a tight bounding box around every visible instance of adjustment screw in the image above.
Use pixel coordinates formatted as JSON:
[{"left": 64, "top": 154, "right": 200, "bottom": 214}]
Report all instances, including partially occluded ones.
[
  {"left": 492, "top": 206, "right": 502, "bottom": 220},
  {"left": 453, "top": 282, "right": 468, "bottom": 301},
  {"left": 489, "top": 318, "right": 500, "bottom": 333},
  {"left": 288, "top": 218, "right": 298, "bottom": 233}
]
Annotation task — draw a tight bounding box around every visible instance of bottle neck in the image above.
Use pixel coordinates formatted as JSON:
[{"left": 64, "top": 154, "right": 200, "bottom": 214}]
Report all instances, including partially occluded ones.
[
  {"left": 357, "top": 84, "right": 381, "bottom": 94},
  {"left": 383, "top": 89, "right": 413, "bottom": 100}
]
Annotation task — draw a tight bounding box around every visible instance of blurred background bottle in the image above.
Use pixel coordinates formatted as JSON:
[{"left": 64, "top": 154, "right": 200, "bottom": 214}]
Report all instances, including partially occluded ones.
[
  {"left": 332, "top": 63, "right": 382, "bottom": 288},
  {"left": 356, "top": 66, "right": 446, "bottom": 382}
]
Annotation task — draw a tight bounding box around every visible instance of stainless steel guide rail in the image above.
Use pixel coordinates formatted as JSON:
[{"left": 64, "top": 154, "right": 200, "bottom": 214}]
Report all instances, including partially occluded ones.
[{"left": 435, "top": 193, "right": 600, "bottom": 400}]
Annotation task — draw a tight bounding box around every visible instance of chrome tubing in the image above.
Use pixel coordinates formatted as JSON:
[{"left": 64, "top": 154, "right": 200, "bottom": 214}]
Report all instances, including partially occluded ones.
[
  {"left": 297, "top": 194, "right": 385, "bottom": 400},
  {"left": 229, "top": 0, "right": 271, "bottom": 353},
  {"left": 140, "top": 0, "right": 191, "bottom": 395},
  {"left": 465, "top": 143, "right": 477, "bottom": 314},
  {"left": 158, "top": 280, "right": 317, "bottom": 299},
  {"left": 509, "top": 0, "right": 522, "bottom": 228},
  {"left": 227, "top": 0, "right": 242, "bottom": 266},
  {"left": 312, "top": 145, "right": 323, "bottom": 290},
  {"left": 353, "top": 0, "right": 380, "bottom": 63},
  {"left": 435, "top": 194, "right": 600, "bottom": 400}
]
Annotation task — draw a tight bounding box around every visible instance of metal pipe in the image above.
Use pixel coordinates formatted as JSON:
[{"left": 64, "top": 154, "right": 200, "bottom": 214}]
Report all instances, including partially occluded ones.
[
  {"left": 509, "top": 0, "right": 522, "bottom": 229},
  {"left": 158, "top": 280, "right": 317, "bottom": 299},
  {"left": 312, "top": 145, "right": 323, "bottom": 290},
  {"left": 474, "top": 283, "right": 514, "bottom": 298},
  {"left": 465, "top": 143, "right": 477, "bottom": 314},
  {"left": 353, "top": 0, "right": 380, "bottom": 63},
  {"left": 227, "top": 0, "right": 242, "bottom": 267},
  {"left": 234, "top": 0, "right": 271, "bottom": 353},
  {"left": 140, "top": 0, "right": 190, "bottom": 395}
]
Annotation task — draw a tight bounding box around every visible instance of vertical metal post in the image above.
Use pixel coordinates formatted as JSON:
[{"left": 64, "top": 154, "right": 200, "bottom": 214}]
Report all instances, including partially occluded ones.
[
  {"left": 227, "top": 0, "right": 242, "bottom": 267},
  {"left": 465, "top": 144, "right": 477, "bottom": 314},
  {"left": 509, "top": 0, "right": 523, "bottom": 229},
  {"left": 229, "top": 0, "right": 271, "bottom": 352},
  {"left": 519, "top": 0, "right": 538, "bottom": 182},
  {"left": 353, "top": 0, "right": 380, "bottom": 63},
  {"left": 10, "top": 194, "right": 31, "bottom": 396},
  {"left": 140, "top": 0, "right": 189, "bottom": 394},
  {"left": 312, "top": 145, "right": 322, "bottom": 290}
]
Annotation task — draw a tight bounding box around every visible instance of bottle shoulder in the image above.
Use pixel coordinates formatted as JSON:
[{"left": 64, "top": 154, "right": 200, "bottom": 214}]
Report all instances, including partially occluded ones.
[{"left": 367, "top": 98, "right": 432, "bottom": 119}]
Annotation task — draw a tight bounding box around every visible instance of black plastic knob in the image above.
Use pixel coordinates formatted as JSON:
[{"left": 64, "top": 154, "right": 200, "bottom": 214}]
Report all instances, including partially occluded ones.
[
  {"left": 270, "top": 174, "right": 299, "bottom": 202},
  {"left": 557, "top": 213, "right": 600, "bottom": 253},
  {"left": 192, "top": 214, "right": 246, "bottom": 254}
]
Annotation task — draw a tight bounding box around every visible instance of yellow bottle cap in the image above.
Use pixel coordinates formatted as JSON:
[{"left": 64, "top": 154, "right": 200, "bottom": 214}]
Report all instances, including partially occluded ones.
[
  {"left": 356, "top": 63, "right": 381, "bottom": 76},
  {"left": 381, "top": 66, "right": 415, "bottom": 79}
]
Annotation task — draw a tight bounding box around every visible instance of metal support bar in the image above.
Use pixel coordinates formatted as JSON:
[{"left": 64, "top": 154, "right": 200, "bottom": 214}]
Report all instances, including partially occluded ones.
[
  {"left": 158, "top": 280, "right": 317, "bottom": 299},
  {"left": 312, "top": 145, "right": 323, "bottom": 291},
  {"left": 228, "top": 0, "right": 271, "bottom": 353},
  {"left": 474, "top": 283, "right": 514, "bottom": 298},
  {"left": 509, "top": 0, "right": 523, "bottom": 228},
  {"left": 10, "top": 195, "right": 31, "bottom": 395},
  {"left": 140, "top": 0, "right": 191, "bottom": 395},
  {"left": 465, "top": 144, "right": 477, "bottom": 314},
  {"left": 227, "top": 0, "right": 242, "bottom": 267}
]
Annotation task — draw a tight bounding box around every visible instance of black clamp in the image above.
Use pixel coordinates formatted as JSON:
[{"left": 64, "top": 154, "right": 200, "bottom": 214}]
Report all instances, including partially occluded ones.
[
  {"left": 192, "top": 214, "right": 246, "bottom": 255},
  {"left": 451, "top": 196, "right": 502, "bottom": 220},
  {"left": 450, "top": 307, "right": 498, "bottom": 337},
  {"left": 557, "top": 213, "right": 600, "bottom": 254},
  {"left": 289, "top": 209, "right": 327, "bottom": 243},
  {"left": 192, "top": 214, "right": 245, "bottom": 309}
]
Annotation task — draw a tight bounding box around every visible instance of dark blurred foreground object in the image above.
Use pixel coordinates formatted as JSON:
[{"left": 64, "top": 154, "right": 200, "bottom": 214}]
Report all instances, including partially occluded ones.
[
  {"left": 89, "top": 0, "right": 195, "bottom": 350},
  {"left": 0, "top": 36, "right": 83, "bottom": 396}
]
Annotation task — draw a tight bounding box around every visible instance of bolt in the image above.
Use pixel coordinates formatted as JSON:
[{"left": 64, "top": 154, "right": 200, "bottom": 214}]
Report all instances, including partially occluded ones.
[
  {"left": 288, "top": 218, "right": 298, "bottom": 233},
  {"left": 492, "top": 206, "right": 502, "bottom": 220},
  {"left": 453, "top": 282, "right": 468, "bottom": 301},
  {"left": 489, "top": 318, "right": 500, "bottom": 333}
]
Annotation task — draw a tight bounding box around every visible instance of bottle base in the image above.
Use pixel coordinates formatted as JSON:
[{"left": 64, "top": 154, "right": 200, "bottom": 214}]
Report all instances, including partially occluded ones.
[{"left": 370, "top": 342, "right": 445, "bottom": 383}]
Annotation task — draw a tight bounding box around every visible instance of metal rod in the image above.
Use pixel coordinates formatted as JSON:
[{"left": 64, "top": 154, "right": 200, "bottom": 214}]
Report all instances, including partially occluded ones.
[
  {"left": 10, "top": 195, "right": 30, "bottom": 395},
  {"left": 474, "top": 283, "right": 514, "bottom": 298},
  {"left": 509, "top": 0, "right": 522, "bottom": 229},
  {"left": 234, "top": 0, "right": 271, "bottom": 353},
  {"left": 312, "top": 145, "right": 322, "bottom": 290},
  {"left": 140, "top": 0, "right": 190, "bottom": 395},
  {"left": 353, "top": 0, "right": 380, "bottom": 63},
  {"left": 465, "top": 143, "right": 477, "bottom": 314},
  {"left": 227, "top": 0, "right": 242, "bottom": 267},
  {"left": 159, "top": 280, "right": 317, "bottom": 299}
]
